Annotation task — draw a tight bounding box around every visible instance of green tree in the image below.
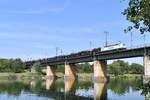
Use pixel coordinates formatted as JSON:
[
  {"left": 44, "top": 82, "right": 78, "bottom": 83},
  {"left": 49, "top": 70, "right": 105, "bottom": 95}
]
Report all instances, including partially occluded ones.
[
  {"left": 32, "top": 62, "right": 42, "bottom": 74},
  {"left": 109, "top": 62, "right": 122, "bottom": 76},
  {"left": 0, "top": 58, "right": 25, "bottom": 73},
  {"left": 10, "top": 59, "right": 25, "bottom": 73},
  {"left": 117, "top": 60, "right": 129, "bottom": 74},
  {"left": 129, "top": 63, "right": 143, "bottom": 74},
  {"left": 56, "top": 65, "right": 65, "bottom": 73},
  {"left": 108, "top": 60, "right": 129, "bottom": 76},
  {"left": 123, "top": 0, "right": 150, "bottom": 34},
  {"left": 76, "top": 63, "right": 93, "bottom": 73}
]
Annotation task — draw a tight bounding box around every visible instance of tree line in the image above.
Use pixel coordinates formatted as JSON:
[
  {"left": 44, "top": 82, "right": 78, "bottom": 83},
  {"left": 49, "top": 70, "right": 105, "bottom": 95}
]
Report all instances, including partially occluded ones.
[
  {"left": 0, "top": 58, "right": 25, "bottom": 73},
  {"left": 108, "top": 60, "right": 143, "bottom": 76},
  {"left": 0, "top": 58, "right": 144, "bottom": 75},
  {"left": 55, "top": 60, "right": 143, "bottom": 75}
]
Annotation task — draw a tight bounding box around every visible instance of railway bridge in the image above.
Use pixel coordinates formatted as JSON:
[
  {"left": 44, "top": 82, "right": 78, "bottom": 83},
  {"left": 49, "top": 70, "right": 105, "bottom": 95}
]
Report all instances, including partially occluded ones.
[{"left": 25, "top": 46, "right": 150, "bottom": 81}]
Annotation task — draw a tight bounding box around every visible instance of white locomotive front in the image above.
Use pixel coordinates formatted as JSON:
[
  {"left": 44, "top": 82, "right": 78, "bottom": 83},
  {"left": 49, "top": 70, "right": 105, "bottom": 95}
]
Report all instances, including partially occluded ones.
[{"left": 101, "top": 43, "right": 126, "bottom": 51}]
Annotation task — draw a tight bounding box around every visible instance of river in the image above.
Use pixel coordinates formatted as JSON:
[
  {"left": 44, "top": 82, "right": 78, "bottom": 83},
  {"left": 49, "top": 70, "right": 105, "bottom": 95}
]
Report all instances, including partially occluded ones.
[{"left": 0, "top": 77, "right": 149, "bottom": 100}]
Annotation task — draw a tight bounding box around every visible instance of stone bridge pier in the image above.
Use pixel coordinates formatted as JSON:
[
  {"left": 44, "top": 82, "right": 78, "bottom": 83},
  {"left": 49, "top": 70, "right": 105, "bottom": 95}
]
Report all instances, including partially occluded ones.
[
  {"left": 144, "top": 55, "right": 150, "bottom": 83},
  {"left": 64, "top": 64, "right": 77, "bottom": 80},
  {"left": 63, "top": 61, "right": 107, "bottom": 81},
  {"left": 46, "top": 66, "right": 57, "bottom": 79},
  {"left": 94, "top": 60, "right": 107, "bottom": 82}
]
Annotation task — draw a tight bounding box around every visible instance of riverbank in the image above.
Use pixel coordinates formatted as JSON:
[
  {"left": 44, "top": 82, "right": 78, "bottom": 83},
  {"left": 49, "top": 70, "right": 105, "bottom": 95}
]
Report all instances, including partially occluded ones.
[
  {"left": 0, "top": 72, "right": 143, "bottom": 80},
  {"left": 109, "top": 74, "right": 143, "bottom": 79},
  {"left": 0, "top": 72, "right": 44, "bottom": 80}
]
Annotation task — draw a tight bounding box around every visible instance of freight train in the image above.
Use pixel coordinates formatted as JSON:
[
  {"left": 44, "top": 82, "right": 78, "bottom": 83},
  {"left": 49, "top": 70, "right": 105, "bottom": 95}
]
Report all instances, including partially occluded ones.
[
  {"left": 26, "top": 43, "right": 126, "bottom": 65},
  {"left": 69, "top": 43, "right": 126, "bottom": 57}
]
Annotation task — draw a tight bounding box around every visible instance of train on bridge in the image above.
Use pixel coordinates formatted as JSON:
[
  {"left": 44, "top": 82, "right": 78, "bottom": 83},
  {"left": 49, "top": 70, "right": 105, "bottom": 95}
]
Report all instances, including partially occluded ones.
[
  {"left": 25, "top": 43, "right": 150, "bottom": 80},
  {"left": 68, "top": 43, "right": 126, "bottom": 58},
  {"left": 26, "top": 43, "right": 126, "bottom": 65}
]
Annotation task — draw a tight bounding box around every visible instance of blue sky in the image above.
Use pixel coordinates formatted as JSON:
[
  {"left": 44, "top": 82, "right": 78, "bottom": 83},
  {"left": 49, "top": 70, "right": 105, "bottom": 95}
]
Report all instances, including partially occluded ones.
[{"left": 0, "top": 0, "right": 149, "bottom": 64}]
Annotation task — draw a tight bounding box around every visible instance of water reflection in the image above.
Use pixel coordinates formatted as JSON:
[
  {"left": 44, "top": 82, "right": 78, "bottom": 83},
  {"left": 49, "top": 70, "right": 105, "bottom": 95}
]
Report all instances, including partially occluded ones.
[
  {"left": 46, "top": 79, "right": 56, "bottom": 90},
  {"left": 64, "top": 79, "right": 76, "bottom": 94},
  {"left": 30, "top": 81, "right": 37, "bottom": 89},
  {"left": 140, "top": 81, "right": 150, "bottom": 100},
  {"left": 0, "top": 77, "right": 147, "bottom": 100},
  {"left": 94, "top": 82, "right": 107, "bottom": 100}
]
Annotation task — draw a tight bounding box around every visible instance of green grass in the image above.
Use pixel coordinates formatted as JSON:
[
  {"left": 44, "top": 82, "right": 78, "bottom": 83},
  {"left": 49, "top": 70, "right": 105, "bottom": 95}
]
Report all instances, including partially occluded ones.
[
  {"left": 0, "top": 76, "right": 9, "bottom": 80},
  {"left": 0, "top": 72, "right": 143, "bottom": 81},
  {"left": 109, "top": 74, "right": 142, "bottom": 79},
  {"left": 0, "top": 72, "right": 44, "bottom": 81}
]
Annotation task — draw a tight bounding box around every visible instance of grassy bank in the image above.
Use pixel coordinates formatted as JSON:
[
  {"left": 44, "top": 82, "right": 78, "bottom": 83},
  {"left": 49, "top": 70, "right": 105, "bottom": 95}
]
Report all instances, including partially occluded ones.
[
  {"left": 109, "top": 74, "right": 143, "bottom": 79},
  {"left": 0, "top": 72, "right": 143, "bottom": 81},
  {"left": 57, "top": 73, "right": 143, "bottom": 79},
  {"left": 0, "top": 72, "right": 44, "bottom": 81}
]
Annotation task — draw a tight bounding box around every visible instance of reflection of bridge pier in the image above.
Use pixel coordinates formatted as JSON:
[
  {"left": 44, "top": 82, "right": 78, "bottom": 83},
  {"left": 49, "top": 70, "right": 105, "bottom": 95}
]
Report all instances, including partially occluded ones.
[
  {"left": 94, "top": 81, "right": 107, "bottom": 100},
  {"left": 46, "top": 79, "right": 56, "bottom": 90},
  {"left": 30, "top": 81, "right": 36, "bottom": 89},
  {"left": 64, "top": 79, "right": 76, "bottom": 94}
]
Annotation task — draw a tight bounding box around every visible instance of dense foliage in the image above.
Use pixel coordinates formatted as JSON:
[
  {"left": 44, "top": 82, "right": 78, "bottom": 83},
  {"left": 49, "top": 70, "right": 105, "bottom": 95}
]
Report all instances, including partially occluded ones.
[
  {"left": 32, "top": 62, "right": 42, "bottom": 74},
  {"left": 56, "top": 63, "right": 93, "bottom": 73},
  {"left": 108, "top": 60, "right": 144, "bottom": 76},
  {"left": 76, "top": 63, "right": 93, "bottom": 73},
  {"left": 107, "top": 78, "right": 142, "bottom": 95},
  {"left": 0, "top": 58, "right": 144, "bottom": 75},
  {"left": 0, "top": 58, "right": 25, "bottom": 73},
  {"left": 123, "top": 0, "right": 150, "bottom": 34},
  {"left": 56, "top": 60, "right": 143, "bottom": 75},
  {"left": 108, "top": 60, "right": 129, "bottom": 75},
  {"left": 140, "top": 81, "right": 150, "bottom": 97},
  {"left": 56, "top": 65, "right": 65, "bottom": 73}
]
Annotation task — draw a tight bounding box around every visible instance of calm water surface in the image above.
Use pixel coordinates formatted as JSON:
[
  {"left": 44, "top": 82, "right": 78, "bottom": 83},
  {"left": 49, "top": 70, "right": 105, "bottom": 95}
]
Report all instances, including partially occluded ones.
[{"left": 0, "top": 77, "right": 149, "bottom": 100}]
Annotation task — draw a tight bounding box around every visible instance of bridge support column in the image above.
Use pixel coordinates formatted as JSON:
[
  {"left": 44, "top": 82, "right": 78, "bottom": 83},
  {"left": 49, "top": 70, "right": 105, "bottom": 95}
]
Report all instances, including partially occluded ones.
[
  {"left": 94, "top": 60, "right": 107, "bottom": 82},
  {"left": 46, "top": 66, "right": 57, "bottom": 79},
  {"left": 64, "top": 64, "right": 77, "bottom": 80},
  {"left": 144, "top": 55, "right": 150, "bottom": 82}
]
